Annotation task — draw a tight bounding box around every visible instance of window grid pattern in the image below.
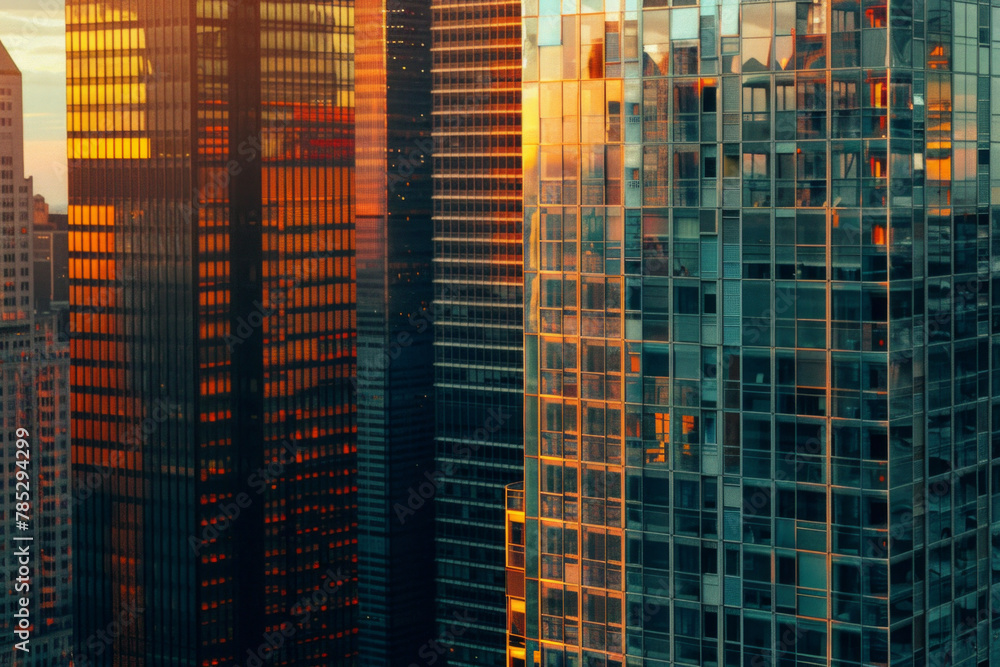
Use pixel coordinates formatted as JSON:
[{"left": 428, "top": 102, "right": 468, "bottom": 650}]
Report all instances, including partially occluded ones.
[
  {"left": 67, "top": 1, "right": 357, "bottom": 664},
  {"left": 432, "top": 0, "right": 525, "bottom": 663},
  {"left": 518, "top": 0, "right": 997, "bottom": 665}
]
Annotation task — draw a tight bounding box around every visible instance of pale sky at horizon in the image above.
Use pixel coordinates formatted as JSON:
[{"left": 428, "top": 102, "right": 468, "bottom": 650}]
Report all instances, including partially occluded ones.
[{"left": 0, "top": 1, "right": 67, "bottom": 212}]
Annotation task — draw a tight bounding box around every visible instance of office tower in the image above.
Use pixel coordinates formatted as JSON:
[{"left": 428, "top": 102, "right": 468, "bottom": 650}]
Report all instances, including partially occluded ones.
[
  {"left": 0, "top": 39, "right": 73, "bottom": 666},
  {"left": 67, "top": 2, "right": 357, "bottom": 664},
  {"left": 355, "top": 0, "right": 437, "bottom": 662},
  {"left": 0, "top": 40, "right": 33, "bottom": 327},
  {"left": 510, "top": 1, "right": 999, "bottom": 665},
  {"left": 430, "top": 0, "right": 523, "bottom": 662}
]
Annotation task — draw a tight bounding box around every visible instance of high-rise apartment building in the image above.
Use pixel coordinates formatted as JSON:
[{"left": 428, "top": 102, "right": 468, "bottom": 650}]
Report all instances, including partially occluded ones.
[
  {"left": 0, "top": 39, "right": 73, "bottom": 666},
  {"left": 430, "top": 0, "right": 524, "bottom": 663},
  {"left": 67, "top": 2, "right": 357, "bottom": 664},
  {"left": 510, "top": 1, "right": 999, "bottom": 665},
  {"left": 354, "top": 0, "right": 437, "bottom": 662}
]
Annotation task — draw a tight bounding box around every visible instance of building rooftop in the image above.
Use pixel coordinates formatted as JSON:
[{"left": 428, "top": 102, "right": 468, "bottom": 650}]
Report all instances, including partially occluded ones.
[{"left": 0, "top": 39, "right": 21, "bottom": 77}]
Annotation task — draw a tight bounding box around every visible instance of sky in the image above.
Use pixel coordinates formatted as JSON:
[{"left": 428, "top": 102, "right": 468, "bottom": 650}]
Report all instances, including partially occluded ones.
[{"left": 0, "top": 1, "right": 67, "bottom": 212}]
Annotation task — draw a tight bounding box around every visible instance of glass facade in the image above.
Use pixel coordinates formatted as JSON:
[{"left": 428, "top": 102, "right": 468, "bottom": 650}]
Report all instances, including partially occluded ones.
[
  {"left": 431, "top": 0, "right": 525, "bottom": 662},
  {"left": 68, "top": 1, "right": 357, "bottom": 664},
  {"left": 514, "top": 0, "right": 1000, "bottom": 665},
  {"left": 355, "top": 0, "right": 437, "bottom": 662}
]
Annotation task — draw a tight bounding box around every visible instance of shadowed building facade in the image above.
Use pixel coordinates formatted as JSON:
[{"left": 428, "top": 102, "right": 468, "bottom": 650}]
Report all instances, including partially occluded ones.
[
  {"left": 355, "top": 0, "right": 437, "bottom": 663},
  {"left": 430, "top": 0, "right": 524, "bottom": 663},
  {"left": 67, "top": 2, "right": 357, "bottom": 664},
  {"left": 510, "top": 0, "right": 1000, "bottom": 665}
]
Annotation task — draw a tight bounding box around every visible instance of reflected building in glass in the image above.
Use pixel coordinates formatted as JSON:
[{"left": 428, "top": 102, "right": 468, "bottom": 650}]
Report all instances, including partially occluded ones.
[
  {"left": 430, "top": 0, "right": 524, "bottom": 662},
  {"left": 67, "top": 2, "right": 357, "bottom": 664},
  {"left": 511, "top": 0, "right": 999, "bottom": 665}
]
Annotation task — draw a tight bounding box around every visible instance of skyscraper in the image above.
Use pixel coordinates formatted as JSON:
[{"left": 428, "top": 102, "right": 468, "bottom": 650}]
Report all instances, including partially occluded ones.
[
  {"left": 0, "top": 38, "right": 73, "bottom": 667},
  {"left": 67, "top": 2, "right": 357, "bottom": 664},
  {"left": 430, "top": 0, "right": 524, "bottom": 662},
  {"left": 0, "top": 39, "right": 33, "bottom": 327},
  {"left": 354, "top": 0, "right": 437, "bottom": 662},
  {"left": 511, "top": 0, "right": 998, "bottom": 665}
]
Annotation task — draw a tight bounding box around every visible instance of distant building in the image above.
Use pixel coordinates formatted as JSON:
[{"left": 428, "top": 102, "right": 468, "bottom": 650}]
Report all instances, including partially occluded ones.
[
  {"left": 32, "top": 194, "right": 47, "bottom": 228},
  {"left": 0, "top": 38, "right": 72, "bottom": 667},
  {"left": 31, "top": 195, "right": 68, "bottom": 316}
]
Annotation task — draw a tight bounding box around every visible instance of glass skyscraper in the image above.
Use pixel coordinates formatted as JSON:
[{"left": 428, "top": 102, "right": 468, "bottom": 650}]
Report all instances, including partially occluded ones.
[
  {"left": 510, "top": 0, "right": 1000, "bottom": 665},
  {"left": 431, "top": 0, "right": 525, "bottom": 663},
  {"left": 355, "top": 0, "right": 438, "bottom": 662},
  {"left": 68, "top": 2, "right": 357, "bottom": 663}
]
